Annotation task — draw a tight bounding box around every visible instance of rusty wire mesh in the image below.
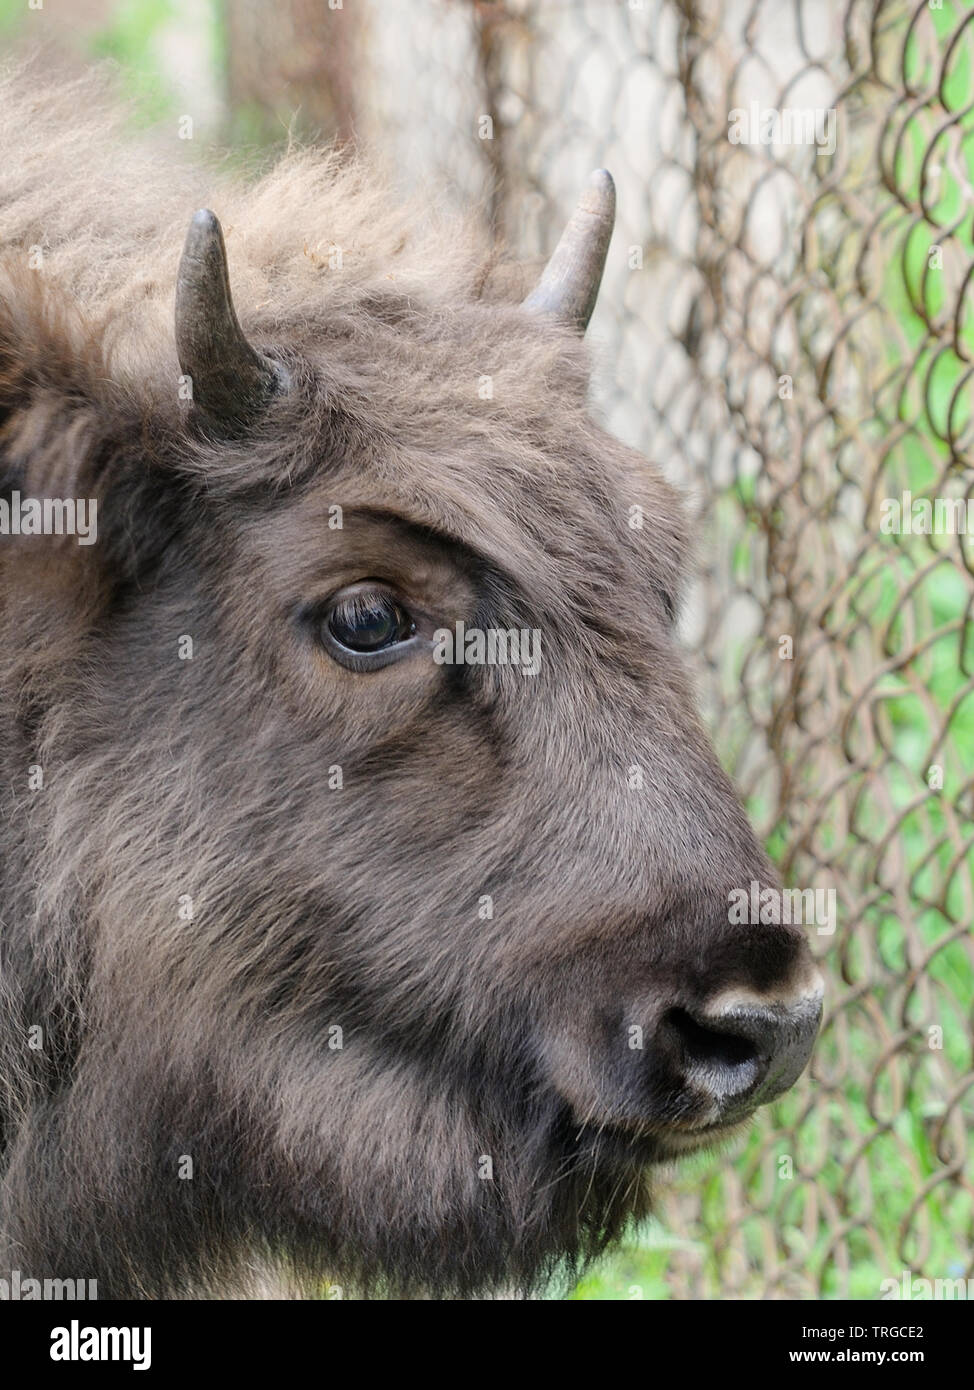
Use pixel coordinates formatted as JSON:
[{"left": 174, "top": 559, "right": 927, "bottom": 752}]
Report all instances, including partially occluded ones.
[{"left": 349, "top": 0, "right": 974, "bottom": 1299}]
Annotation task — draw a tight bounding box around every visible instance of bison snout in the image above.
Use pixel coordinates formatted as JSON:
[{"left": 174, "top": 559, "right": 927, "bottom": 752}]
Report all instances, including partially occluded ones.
[
  {"left": 660, "top": 980, "right": 824, "bottom": 1124},
  {"left": 543, "top": 904, "right": 825, "bottom": 1151}
]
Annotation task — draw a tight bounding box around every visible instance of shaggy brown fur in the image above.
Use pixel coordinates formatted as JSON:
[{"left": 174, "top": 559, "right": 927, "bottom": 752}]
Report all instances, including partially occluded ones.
[{"left": 0, "top": 66, "right": 816, "bottom": 1298}]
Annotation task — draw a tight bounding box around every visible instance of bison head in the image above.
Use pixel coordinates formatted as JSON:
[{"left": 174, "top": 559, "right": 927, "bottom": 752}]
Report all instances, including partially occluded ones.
[{"left": 0, "top": 167, "right": 822, "bottom": 1298}]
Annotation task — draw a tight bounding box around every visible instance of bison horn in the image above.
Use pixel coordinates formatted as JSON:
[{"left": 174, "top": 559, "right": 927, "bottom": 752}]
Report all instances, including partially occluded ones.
[
  {"left": 523, "top": 169, "right": 616, "bottom": 333},
  {"left": 175, "top": 208, "right": 284, "bottom": 430}
]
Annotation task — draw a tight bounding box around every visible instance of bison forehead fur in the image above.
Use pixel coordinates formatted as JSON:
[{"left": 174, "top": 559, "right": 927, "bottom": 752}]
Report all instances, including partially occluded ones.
[{"left": 0, "top": 66, "right": 818, "bottom": 1298}]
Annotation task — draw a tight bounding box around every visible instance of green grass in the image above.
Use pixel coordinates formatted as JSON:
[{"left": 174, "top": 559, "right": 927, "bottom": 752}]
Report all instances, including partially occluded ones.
[{"left": 87, "top": 0, "right": 179, "bottom": 126}]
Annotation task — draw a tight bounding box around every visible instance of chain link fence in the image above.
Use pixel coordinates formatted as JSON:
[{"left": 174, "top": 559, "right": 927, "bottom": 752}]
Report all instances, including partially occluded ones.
[{"left": 351, "top": 0, "right": 974, "bottom": 1298}]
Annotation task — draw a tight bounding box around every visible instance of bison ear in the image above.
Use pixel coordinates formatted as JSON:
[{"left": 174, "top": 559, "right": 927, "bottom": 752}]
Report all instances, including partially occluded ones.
[
  {"left": 522, "top": 169, "right": 616, "bottom": 333},
  {"left": 175, "top": 209, "right": 286, "bottom": 433}
]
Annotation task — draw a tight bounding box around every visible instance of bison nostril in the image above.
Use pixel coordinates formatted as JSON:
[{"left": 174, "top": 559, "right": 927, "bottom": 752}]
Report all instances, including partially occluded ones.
[
  {"left": 654, "top": 987, "right": 823, "bottom": 1124},
  {"left": 665, "top": 1007, "right": 763, "bottom": 1099}
]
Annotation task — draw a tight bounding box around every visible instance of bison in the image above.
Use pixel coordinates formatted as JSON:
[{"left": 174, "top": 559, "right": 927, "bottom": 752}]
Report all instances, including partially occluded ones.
[{"left": 0, "top": 73, "right": 822, "bottom": 1299}]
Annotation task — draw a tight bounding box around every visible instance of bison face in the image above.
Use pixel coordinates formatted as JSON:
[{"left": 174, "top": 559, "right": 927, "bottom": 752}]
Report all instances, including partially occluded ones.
[{"left": 0, "top": 181, "right": 821, "bottom": 1300}]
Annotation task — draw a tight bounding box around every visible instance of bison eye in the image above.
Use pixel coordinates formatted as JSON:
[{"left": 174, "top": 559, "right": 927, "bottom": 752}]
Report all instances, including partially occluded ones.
[{"left": 320, "top": 583, "right": 417, "bottom": 670}]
